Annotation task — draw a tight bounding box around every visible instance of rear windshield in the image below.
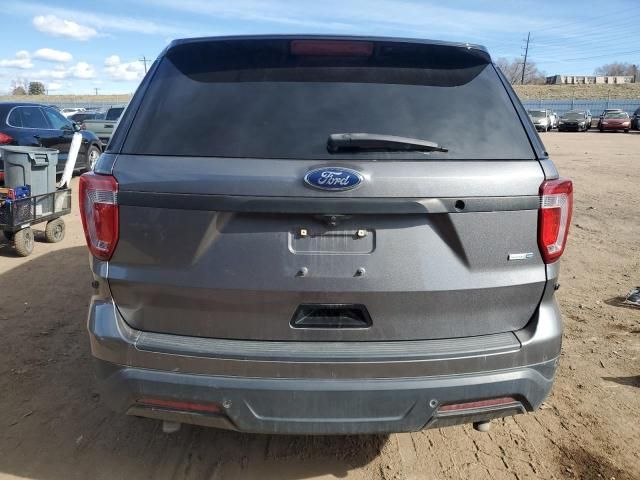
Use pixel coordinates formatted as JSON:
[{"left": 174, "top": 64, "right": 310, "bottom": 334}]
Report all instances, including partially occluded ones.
[
  {"left": 122, "top": 39, "right": 535, "bottom": 160},
  {"left": 106, "top": 107, "right": 125, "bottom": 121},
  {"left": 605, "top": 112, "right": 628, "bottom": 119},
  {"left": 528, "top": 110, "right": 546, "bottom": 118}
]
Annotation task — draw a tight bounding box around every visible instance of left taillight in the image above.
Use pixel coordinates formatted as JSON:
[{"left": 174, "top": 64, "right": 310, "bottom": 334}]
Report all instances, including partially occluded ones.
[
  {"left": 538, "top": 178, "right": 573, "bottom": 264},
  {"left": 79, "top": 173, "right": 119, "bottom": 261}
]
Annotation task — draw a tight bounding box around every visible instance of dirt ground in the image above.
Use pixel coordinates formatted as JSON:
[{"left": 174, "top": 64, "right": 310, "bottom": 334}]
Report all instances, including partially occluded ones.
[{"left": 0, "top": 131, "right": 638, "bottom": 480}]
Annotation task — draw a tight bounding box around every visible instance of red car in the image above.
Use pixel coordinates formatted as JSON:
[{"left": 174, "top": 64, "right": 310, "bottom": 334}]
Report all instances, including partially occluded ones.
[{"left": 599, "top": 112, "right": 631, "bottom": 132}]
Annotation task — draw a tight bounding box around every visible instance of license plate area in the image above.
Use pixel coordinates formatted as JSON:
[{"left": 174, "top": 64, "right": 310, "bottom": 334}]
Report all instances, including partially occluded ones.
[{"left": 288, "top": 228, "right": 375, "bottom": 254}]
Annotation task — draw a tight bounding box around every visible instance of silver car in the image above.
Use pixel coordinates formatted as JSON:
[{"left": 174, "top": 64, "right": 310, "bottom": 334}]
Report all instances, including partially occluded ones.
[{"left": 81, "top": 35, "right": 573, "bottom": 435}]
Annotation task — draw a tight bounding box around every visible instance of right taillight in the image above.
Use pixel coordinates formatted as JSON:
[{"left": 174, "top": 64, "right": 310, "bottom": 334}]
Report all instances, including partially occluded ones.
[
  {"left": 538, "top": 178, "right": 573, "bottom": 264},
  {"left": 79, "top": 173, "right": 119, "bottom": 261},
  {"left": 0, "top": 132, "right": 13, "bottom": 144}
]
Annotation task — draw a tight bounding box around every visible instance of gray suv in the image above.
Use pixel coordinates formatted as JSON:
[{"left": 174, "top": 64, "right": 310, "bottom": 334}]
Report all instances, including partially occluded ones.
[{"left": 81, "top": 35, "right": 573, "bottom": 435}]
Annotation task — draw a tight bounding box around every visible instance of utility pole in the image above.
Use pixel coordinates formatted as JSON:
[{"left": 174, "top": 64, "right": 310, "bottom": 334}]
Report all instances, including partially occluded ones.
[
  {"left": 94, "top": 87, "right": 100, "bottom": 95},
  {"left": 521, "top": 32, "right": 530, "bottom": 85},
  {"left": 139, "top": 56, "right": 148, "bottom": 74}
]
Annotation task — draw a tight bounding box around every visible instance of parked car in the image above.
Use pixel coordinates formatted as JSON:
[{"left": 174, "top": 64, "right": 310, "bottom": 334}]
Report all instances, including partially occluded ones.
[
  {"left": 81, "top": 105, "right": 126, "bottom": 147},
  {"left": 597, "top": 109, "right": 623, "bottom": 128},
  {"left": 81, "top": 35, "right": 571, "bottom": 436},
  {"left": 630, "top": 107, "right": 640, "bottom": 130},
  {"left": 60, "top": 107, "right": 85, "bottom": 118},
  {"left": 0, "top": 102, "right": 102, "bottom": 182},
  {"left": 558, "top": 110, "right": 589, "bottom": 131},
  {"left": 584, "top": 109, "right": 592, "bottom": 129},
  {"left": 70, "top": 112, "right": 106, "bottom": 124},
  {"left": 599, "top": 111, "right": 631, "bottom": 132},
  {"left": 527, "top": 109, "right": 552, "bottom": 131}
]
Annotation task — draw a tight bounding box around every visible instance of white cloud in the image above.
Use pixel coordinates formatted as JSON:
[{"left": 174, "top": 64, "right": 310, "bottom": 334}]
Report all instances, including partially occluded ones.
[
  {"left": 104, "top": 55, "right": 145, "bottom": 81},
  {"left": 33, "top": 48, "right": 73, "bottom": 62},
  {"left": 69, "top": 62, "right": 96, "bottom": 79},
  {"left": 31, "top": 62, "right": 96, "bottom": 81},
  {"left": 0, "top": 50, "right": 33, "bottom": 69},
  {"left": 33, "top": 15, "right": 97, "bottom": 41},
  {"left": 10, "top": 3, "right": 188, "bottom": 37}
]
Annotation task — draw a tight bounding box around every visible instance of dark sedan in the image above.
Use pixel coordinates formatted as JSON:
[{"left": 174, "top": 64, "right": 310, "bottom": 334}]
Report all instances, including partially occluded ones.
[
  {"left": 631, "top": 107, "right": 640, "bottom": 130},
  {"left": 557, "top": 111, "right": 589, "bottom": 132},
  {"left": 0, "top": 102, "right": 102, "bottom": 184}
]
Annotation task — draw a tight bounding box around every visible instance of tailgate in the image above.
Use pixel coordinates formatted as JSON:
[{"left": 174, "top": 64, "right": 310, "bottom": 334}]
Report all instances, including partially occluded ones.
[{"left": 108, "top": 156, "right": 546, "bottom": 341}]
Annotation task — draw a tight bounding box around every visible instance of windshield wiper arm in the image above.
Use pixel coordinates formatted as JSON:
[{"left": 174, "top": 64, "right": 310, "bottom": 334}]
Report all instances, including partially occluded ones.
[{"left": 327, "top": 133, "right": 448, "bottom": 153}]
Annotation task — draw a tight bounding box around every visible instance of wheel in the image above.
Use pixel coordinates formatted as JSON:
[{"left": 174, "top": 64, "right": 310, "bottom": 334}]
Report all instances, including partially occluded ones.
[
  {"left": 45, "top": 218, "right": 66, "bottom": 243},
  {"left": 13, "top": 227, "right": 34, "bottom": 257},
  {"left": 624, "top": 129, "right": 629, "bottom": 133},
  {"left": 84, "top": 145, "right": 101, "bottom": 172}
]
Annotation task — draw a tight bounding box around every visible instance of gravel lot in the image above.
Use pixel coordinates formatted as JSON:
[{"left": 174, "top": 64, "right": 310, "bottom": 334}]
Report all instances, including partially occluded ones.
[{"left": 0, "top": 131, "right": 638, "bottom": 480}]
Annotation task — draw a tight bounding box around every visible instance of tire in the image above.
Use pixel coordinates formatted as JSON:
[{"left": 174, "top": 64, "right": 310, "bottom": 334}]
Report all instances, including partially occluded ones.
[
  {"left": 13, "top": 227, "right": 34, "bottom": 257},
  {"left": 45, "top": 218, "right": 65, "bottom": 243},
  {"left": 84, "top": 144, "right": 101, "bottom": 172},
  {"left": 599, "top": 128, "right": 604, "bottom": 132},
  {"left": 624, "top": 129, "right": 629, "bottom": 133}
]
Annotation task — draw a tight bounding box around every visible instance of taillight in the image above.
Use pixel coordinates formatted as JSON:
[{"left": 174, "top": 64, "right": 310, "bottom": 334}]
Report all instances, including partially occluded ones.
[
  {"left": 290, "top": 39, "right": 374, "bottom": 56},
  {"left": 0, "top": 132, "right": 13, "bottom": 144},
  {"left": 79, "top": 173, "right": 119, "bottom": 260},
  {"left": 538, "top": 178, "right": 573, "bottom": 264}
]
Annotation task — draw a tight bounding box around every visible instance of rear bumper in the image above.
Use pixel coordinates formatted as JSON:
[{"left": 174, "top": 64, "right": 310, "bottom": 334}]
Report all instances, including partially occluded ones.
[
  {"left": 94, "top": 357, "right": 555, "bottom": 435},
  {"left": 87, "top": 263, "right": 563, "bottom": 434}
]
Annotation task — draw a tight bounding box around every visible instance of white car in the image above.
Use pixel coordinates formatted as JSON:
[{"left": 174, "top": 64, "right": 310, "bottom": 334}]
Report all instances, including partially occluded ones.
[{"left": 60, "top": 107, "right": 86, "bottom": 118}]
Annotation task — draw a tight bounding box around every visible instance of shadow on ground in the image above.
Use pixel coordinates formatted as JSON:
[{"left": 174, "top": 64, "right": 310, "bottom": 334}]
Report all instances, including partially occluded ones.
[
  {"left": 0, "top": 246, "right": 386, "bottom": 480},
  {"left": 603, "top": 376, "right": 640, "bottom": 388}
]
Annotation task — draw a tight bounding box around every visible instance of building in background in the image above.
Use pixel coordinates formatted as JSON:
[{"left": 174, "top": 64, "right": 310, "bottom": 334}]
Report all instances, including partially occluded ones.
[{"left": 546, "top": 75, "right": 635, "bottom": 85}]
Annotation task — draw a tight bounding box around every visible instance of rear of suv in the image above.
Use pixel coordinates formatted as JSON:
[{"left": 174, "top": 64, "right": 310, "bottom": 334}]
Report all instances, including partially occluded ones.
[{"left": 81, "top": 35, "right": 572, "bottom": 435}]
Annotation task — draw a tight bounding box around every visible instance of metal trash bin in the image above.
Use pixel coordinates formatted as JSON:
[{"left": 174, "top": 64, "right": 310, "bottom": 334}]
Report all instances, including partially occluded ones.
[{"left": 0, "top": 146, "right": 59, "bottom": 196}]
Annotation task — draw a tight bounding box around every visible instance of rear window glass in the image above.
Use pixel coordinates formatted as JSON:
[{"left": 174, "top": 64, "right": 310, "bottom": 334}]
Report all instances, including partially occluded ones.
[
  {"left": 122, "top": 39, "right": 535, "bottom": 160},
  {"left": 106, "top": 108, "right": 124, "bottom": 121},
  {"left": 17, "top": 107, "right": 49, "bottom": 129}
]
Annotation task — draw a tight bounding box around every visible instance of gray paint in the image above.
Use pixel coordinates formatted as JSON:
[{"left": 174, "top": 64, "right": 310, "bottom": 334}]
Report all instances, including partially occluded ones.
[{"left": 84, "top": 34, "right": 569, "bottom": 434}]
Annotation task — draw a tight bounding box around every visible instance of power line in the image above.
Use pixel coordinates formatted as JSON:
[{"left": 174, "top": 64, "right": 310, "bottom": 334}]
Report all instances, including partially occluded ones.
[{"left": 531, "top": 8, "right": 640, "bottom": 34}]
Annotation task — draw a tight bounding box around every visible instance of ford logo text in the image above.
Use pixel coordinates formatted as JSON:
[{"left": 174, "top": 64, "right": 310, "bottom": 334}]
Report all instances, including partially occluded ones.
[{"left": 304, "top": 167, "right": 363, "bottom": 191}]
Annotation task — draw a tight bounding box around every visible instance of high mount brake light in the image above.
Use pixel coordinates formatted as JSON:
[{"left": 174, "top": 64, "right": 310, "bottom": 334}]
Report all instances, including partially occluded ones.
[
  {"left": 538, "top": 178, "right": 573, "bottom": 264},
  {"left": 290, "top": 40, "right": 374, "bottom": 56},
  {"left": 79, "top": 173, "right": 119, "bottom": 261}
]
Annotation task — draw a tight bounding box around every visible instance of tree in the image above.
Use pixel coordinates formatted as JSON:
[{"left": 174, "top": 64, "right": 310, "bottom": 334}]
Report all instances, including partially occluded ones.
[
  {"left": 11, "top": 78, "right": 28, "bottom": 96},
  {"left": 28, "top": 81, "right": 45, "bottom": 95},
  {"left": 594, "top": 62, "right": 638, "bottom": 77},
  {"left": 495, "top": 57, "right": 546, "bottom": 85}
]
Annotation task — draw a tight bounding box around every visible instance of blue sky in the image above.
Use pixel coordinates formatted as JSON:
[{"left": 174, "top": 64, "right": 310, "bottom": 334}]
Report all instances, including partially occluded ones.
[{"left": 0, "top": 0, "right": 638, "bottom": 94}]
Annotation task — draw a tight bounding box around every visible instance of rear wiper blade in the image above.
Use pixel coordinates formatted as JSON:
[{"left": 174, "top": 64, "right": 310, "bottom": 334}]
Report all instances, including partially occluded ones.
[{"left": 327, "top": 133, "right": 448, "bottom": 153}]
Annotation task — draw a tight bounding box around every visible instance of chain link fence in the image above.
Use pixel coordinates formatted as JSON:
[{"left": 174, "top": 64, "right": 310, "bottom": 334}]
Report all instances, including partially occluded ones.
[{"left": 521, "top": 99, "right": 640, "bottom": 115}]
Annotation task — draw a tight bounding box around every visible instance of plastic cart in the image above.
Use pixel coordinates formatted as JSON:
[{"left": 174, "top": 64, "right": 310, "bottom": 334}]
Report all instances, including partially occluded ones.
[{"left": 0, "top": 188, "right": 72, "bottom": 256}]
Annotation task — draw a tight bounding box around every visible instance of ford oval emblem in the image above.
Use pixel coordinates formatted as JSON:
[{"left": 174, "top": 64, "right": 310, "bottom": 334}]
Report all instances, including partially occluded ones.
[{"left": 304, "top": 167, "right": 363, "bottom": 191}]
